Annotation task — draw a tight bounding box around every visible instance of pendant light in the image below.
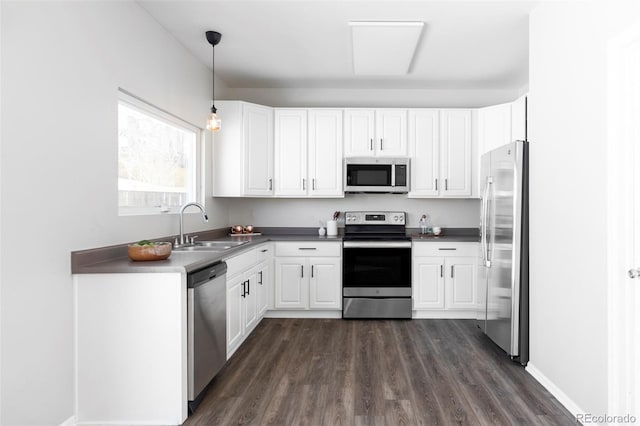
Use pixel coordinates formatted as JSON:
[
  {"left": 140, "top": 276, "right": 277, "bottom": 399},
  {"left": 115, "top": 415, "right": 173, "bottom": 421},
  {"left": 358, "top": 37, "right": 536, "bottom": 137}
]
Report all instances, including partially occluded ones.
[{"left": 206, "top": 30, "right": 222, "bottom": 132}]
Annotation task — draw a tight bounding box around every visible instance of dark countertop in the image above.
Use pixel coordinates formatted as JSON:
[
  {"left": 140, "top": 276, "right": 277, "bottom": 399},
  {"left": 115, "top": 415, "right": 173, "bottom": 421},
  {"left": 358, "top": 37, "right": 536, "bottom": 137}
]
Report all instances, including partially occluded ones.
[{"left": 72, "top": 227, "right": 478, "bottom": 275}]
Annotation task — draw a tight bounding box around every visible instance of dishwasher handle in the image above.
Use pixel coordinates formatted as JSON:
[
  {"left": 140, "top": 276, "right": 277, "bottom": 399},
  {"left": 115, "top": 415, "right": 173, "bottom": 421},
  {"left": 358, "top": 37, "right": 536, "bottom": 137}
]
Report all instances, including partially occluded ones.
[{"left": 187, "top": 261, "right": 228, "bottom": 288}]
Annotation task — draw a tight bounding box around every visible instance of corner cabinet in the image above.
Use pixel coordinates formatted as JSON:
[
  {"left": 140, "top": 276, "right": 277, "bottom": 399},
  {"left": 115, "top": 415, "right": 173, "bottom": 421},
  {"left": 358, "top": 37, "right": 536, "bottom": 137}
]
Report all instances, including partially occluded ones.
[
  {"left": 274, "top": 109, "right": 343, "bottom": 198},
  {"left": 409, "top": 109, "right": 472, "bottom": 198},
  {"left": 344, "top": 109, "right": 407, "bottom": 157},
  {"left": 412, "top": 242, "right": 479, "bottom": 318},
  {"left": 274, "top": 242, "right": 342, "bottom": 311},
  {"left": 213, "top": 101, "right": 274, "bottom": 197}
]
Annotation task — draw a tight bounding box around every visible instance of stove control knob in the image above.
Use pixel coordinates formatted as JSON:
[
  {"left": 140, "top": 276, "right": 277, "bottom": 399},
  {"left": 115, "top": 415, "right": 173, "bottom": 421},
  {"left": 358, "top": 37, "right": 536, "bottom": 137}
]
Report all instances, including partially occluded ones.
[{"left": 394, "top": 216, "right": 399, "bottom": 222}]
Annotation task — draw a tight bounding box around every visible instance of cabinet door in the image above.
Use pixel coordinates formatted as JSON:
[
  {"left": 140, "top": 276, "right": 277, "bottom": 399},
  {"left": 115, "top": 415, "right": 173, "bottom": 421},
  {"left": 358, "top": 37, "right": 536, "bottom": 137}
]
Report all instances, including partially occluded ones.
[
  {"left": 375, "top": 109, "right": 407, "bottom": 156},
  {"left": 226, "top": 274, "right": 245, "bottom": 358},
  {"left": 244, "top": 271, "right": 259, "bottom": 332},
  {"left": 444, "top": 257, "right": 477, "bottom": 310},
  {"left": 308, "top": 109, "right": 343, "bottom": 197},
  {"left": 244, "top": 104, "right": 274, "bottom": 196},
  {"left": 274, "top": 109, "right": 308, "bottom": 196},
  {"left": 408, "top": 109, "right": 439, "bottom": 196},
  {"left": 308, "top": 257, "right": 341, "bottom": 309},
  {"left": 440, "top": 110, "right": 472, "bottom": 197},
  {"left": 274, "top": 258, "right": 307, "bottom": 309},
  {"left": 256, "top": 261, "right": 270, "bottom": 317},
  {"left": 413, "top": 257, "right": 445, "bottom": 309},
  {"left": 344, "top": 109, "right": 375, "bottom": 157}
]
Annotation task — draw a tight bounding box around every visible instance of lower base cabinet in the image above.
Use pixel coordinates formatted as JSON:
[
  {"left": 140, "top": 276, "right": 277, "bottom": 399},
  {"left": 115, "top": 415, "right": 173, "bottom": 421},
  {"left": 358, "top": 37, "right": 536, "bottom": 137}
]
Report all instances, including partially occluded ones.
[
  {"left": 413, "top": 242, "right": 479, "bottom": 317},
  {"left": 274, "top": 242, "right": 342, "bottom": 310},
  {"left": 225, "top": 243, "right": 273, "bottom": 359}
]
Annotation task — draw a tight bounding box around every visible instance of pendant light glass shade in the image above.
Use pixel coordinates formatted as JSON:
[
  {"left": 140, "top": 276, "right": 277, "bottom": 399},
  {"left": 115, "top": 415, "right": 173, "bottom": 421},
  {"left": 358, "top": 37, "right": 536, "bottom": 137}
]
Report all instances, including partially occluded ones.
[
  {"left": 206, "top": 111, "right": 221, "bottom": 132},
  {"left": 206, "top": 31, "right": 222, "bottom": 132}
]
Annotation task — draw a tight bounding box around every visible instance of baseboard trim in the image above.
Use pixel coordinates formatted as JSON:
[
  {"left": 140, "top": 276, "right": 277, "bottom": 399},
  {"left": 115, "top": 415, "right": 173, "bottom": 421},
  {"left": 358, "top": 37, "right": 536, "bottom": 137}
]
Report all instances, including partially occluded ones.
[
  {"left": 264, "top": 310, "right": 342, "bottom": 319},
  {"left": 60, "top": 415, "right": 76, "bottom": 426},
  {"left": 412, "top": 310, "right": 477, "bottom": 319},
  {"left": 526, "top": 363, "right": 584, "bottom": 421}
]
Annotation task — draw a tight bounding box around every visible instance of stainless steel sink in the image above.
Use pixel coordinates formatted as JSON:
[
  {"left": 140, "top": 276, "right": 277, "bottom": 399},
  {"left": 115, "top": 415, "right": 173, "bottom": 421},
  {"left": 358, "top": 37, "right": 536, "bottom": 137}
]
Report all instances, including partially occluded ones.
[{"left": 173, "top": 240, "right": 249, "bottom": 252}]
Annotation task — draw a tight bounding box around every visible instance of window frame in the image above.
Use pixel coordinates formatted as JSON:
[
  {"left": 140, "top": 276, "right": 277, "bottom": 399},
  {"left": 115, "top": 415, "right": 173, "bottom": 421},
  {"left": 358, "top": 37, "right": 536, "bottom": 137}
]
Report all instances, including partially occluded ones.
[{"left": 117, "top": 90, "right": 204, "bottom": 216}]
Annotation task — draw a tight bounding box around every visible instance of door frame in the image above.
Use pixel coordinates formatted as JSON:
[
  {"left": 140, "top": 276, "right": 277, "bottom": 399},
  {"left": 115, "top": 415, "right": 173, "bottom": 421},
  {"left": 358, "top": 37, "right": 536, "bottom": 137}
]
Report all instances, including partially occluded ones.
[{"left": 607, "top": 18, "right": 640, "bottom": 418}]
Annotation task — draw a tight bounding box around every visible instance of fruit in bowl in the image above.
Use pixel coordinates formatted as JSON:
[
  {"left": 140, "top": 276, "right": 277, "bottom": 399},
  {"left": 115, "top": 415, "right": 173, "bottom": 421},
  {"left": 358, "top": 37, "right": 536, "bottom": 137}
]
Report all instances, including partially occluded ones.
[{"left": 128, "top": 240, "right": 172, "bottom": 261}]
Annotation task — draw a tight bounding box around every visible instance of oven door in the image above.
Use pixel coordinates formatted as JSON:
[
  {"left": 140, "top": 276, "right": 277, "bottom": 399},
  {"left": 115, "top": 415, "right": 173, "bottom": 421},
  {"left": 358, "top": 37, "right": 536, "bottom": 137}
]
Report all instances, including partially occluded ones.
[{"left": 342, "top": 241, "right": 412, "bottom": 289}]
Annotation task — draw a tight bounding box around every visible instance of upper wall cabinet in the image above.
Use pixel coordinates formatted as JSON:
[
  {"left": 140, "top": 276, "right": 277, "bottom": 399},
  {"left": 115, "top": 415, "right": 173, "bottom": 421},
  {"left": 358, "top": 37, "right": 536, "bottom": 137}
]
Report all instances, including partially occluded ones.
[
  {"left": 478, "top": 102, "right": 512, "bottom": 156},
  {"left": 409, "top": 109, "right": 472, "bottom": 198},
  {"left": 274, "top": 108, "right": 343, "bottom": 198},
  {"left": 344, "top": 109, "right": 407, "bottom": 157},
  {"left": 213, "top": 101, "right": 274, "bottom": 197},
  {"left": 511, "top": 94, "right": 527, "bottom": 142}
]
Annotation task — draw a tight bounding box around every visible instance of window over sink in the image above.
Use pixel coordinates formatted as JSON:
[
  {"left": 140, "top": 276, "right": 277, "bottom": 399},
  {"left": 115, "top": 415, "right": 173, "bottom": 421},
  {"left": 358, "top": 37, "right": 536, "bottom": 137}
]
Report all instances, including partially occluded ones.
[{"left": 117, "top": 90, "right": 202, "bottom": 215}]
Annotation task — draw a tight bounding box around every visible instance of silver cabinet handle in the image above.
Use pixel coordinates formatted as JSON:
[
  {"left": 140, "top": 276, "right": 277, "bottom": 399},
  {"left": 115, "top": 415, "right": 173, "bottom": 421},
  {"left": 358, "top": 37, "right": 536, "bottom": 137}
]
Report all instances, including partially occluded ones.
[
  {"left": 312, "top": 178, "right": 316, "bottom": 190},
  {"left": 311, "top": 265, "right": 314, "bottom": 278},
  {"left": 435, "top": 178, "right": 438, "bottom": 191},
  {"left": 370, "top": 138, "right": 373, "bottom": 151},
  {"left": 302, "top": 178, "right": 306, "bottom": 190},
  {"left": 438, "top": 248, "right": 457, "bottom": 251},
  {"left": 259, "top": 271, "right": 263, "bottom": 285},
  {"left": 301, "top": 265, "right": 304, "bottom": 278},
  {"left": 440, "top": 264, "right": 443, "bottom": 278},
  {"left": 380, "top": 138, "right": 383, "bottom": 151},
  {"left": 451, "top": 266, "right": 454, "bottom": 278},
  {"left": 629, "top": 268, "right": 640, "bottom": 279},
  {"left": 445, "top": 178, "right": 448, "bottom": 191},
  {"left": 298, "top": 247, "right": 317, "bottom": 250},
  {"left": 241, "top": 280, "right": 247, "bottom": 298},
  {"left": 268, "top": 178, "right": 273, "bottom": 191}
]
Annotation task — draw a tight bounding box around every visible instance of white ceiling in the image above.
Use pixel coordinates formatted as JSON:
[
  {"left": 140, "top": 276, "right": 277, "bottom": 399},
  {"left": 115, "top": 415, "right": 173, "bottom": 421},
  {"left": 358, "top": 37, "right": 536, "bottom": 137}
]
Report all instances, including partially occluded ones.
[{"left": 138, "top": 1, "right": 534, "bottom": 90}]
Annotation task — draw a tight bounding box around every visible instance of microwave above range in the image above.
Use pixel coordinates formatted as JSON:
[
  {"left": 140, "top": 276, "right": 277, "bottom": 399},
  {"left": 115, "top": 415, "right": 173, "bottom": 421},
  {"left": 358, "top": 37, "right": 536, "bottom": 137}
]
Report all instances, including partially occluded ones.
[{"left": 344, "top": 157, "right": 410, "bottom": 193}]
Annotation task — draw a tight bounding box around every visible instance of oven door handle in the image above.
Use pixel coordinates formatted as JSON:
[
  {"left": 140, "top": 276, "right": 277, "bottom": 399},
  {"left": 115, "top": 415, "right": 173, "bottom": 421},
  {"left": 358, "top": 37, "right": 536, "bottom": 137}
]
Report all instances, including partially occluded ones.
[{"left": 343, "top": 241, "right": 412, "bottom": 248}]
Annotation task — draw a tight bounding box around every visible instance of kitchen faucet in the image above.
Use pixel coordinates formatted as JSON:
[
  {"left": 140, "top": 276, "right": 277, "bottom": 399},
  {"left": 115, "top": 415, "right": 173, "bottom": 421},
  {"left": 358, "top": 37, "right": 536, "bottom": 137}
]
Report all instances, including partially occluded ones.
[{"left": 179, "top": 202, "right": 208, "bottom": 245}]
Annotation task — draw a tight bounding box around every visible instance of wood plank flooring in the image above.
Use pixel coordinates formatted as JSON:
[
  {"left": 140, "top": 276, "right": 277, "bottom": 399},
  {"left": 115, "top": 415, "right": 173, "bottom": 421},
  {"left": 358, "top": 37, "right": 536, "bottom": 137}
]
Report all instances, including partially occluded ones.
[{"left": 185, "top": 319, "right": 575, "bottom": 425}]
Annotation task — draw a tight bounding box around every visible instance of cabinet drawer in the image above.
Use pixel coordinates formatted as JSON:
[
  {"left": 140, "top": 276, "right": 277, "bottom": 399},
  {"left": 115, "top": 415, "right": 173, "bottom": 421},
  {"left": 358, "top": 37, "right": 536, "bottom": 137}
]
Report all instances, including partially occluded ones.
[
  {"left": 275, "top": 241, "right": 341, "bottom": 257},
  {"left": 412, "top": 242, "right": 479, "bottom": 257},
  {"left": 256, "top": 243, "right": 273, "bottom": 261},
  {"left": 225, "top": 248, "right": 258, "bottom": 277}
]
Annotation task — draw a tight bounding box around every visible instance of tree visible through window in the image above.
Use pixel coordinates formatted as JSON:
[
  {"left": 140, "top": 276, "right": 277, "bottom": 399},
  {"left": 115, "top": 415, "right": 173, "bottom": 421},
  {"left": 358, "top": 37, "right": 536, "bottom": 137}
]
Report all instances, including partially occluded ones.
[{"left": 118, "top": 92, "right": 200, "bottom": 215}]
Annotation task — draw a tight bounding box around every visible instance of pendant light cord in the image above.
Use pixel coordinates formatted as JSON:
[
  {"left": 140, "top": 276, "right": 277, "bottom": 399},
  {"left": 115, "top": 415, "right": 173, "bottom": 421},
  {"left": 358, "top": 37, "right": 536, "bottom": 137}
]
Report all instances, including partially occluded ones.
[{"left": 211, "top": 40, "right": 216, "bottom": 114}]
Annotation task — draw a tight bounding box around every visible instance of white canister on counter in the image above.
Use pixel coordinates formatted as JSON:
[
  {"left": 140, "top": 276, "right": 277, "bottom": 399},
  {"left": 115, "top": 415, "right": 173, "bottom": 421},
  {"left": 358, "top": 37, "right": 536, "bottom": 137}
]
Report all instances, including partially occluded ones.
[{"left": 326, "top": 220, "right": 338, "bottom": 236}]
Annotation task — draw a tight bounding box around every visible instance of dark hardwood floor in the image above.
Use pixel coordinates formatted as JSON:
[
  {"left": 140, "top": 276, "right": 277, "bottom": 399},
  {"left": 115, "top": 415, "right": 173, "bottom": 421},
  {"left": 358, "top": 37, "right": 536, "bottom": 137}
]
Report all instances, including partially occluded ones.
[{"left": 186, "top": 319, "right": 575, "bottom": 425}]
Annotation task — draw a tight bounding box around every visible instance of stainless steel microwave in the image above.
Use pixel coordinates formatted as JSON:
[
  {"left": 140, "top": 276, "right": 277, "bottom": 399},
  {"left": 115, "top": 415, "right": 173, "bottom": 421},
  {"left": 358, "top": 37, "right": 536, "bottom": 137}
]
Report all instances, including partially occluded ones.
[{"left": 344, "top": 157, "right": 410, "bottom": 193}]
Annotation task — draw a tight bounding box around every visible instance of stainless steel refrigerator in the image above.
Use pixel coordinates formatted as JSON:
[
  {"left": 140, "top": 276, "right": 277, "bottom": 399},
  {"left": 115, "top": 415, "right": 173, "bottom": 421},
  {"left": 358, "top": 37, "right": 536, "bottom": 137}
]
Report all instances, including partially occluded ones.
[{"left": 477, "top": 140, "right": 529, "bottom": 365}]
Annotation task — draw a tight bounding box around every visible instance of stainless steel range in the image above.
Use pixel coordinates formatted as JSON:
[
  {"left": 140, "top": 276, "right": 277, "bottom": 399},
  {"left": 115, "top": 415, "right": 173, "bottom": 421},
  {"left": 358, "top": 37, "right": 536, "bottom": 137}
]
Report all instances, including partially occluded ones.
[{"left": 342, "top": 211, "right": 412, "bottom": 319}]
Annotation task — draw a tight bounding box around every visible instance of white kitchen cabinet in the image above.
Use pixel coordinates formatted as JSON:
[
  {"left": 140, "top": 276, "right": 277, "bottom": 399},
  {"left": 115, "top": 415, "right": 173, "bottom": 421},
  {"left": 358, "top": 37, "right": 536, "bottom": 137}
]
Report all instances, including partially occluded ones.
[
  {"left": 375, "top": 109, "right": 407, "bottom": 156},
  {"left": 344, "top": 109, "right": 375, "bottom": 156},
  {"left": 412, "top": 242, "right": 479, "bottom": 318},
  {"left": 275, "top": 108, "right": 343, "bottom": 197},
  {"left": 308, "top": 257, "right": 342, "bottom": 309},
  {"left": 274, "top": 109, "right": 307, "bottom": 196},
  {"left": 408, "top": 109, "right": 439, "bottom": 196},
  {"left": 274, "top": 242, "right": 342, "bottom": 310},
  {"left": 224, "top": 243, "right": 271, "bottom": 358},
  {"left": 440, "top": 110, "right": 472, "bottom": 197},
  {"left": 308, "top": 109, "right": 343, "bottom": 197},
  {"left": 413, "top": 257, "right": 445, "bottom": 309},
  {"left": 409, "top": 109, "right": 472, "bottom": 198},
  {"left": 213, "top": 101, "right": 274, "bottom": 197},
  {"left": 444, "top": 257, "right": 477, "bottom": 310},
  {"left": 344, "top": 109, "right": 407, "bottom": 157},
  {"left": 478, "top": 102, "right": 512, "bottom": 156}
]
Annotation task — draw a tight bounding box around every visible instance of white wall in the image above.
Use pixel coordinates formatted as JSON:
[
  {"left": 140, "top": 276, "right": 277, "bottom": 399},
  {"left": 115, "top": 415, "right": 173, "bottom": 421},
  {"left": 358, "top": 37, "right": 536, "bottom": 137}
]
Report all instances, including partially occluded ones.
[
  {"left": 0, "top": 2, "right": 227, "bottom": 424},
  {"left": 225, "top": 87, "right": 521, "bottom": 109},
  {"left": 226, "top": 196, "right": 479, "bottom": 229},
  {"left": 528, "top": 0, "right": 640, "bottom": 417}
]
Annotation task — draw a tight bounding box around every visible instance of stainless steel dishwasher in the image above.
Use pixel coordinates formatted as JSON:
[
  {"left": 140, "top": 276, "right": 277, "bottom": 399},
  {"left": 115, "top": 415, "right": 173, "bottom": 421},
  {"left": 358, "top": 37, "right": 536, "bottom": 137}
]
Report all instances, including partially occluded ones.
[{"left": 187, "top": 261, "right": 227, "bottom": 410}]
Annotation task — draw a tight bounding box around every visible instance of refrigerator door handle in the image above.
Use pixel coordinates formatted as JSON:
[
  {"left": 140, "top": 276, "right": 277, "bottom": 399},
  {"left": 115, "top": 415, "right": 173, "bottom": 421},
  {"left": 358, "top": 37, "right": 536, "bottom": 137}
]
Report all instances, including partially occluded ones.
[{"left": 481, "top": 176, "right": 493, "bottom": 268}]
